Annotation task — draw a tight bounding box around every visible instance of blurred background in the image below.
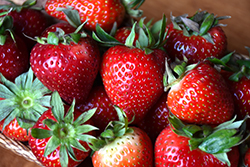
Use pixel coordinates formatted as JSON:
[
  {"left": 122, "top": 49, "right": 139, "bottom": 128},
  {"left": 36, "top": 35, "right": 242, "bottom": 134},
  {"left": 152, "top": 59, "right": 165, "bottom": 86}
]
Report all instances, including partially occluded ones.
[{"left": 0, "top": 0, "right": 249, "bottom": 166}]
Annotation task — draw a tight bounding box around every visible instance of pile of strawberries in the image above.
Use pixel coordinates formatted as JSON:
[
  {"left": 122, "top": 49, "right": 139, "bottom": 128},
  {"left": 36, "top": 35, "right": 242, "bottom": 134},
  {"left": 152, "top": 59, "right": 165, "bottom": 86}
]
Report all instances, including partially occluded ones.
[{"left": 0, "top": 0, "right": 250, "bottom": 167}]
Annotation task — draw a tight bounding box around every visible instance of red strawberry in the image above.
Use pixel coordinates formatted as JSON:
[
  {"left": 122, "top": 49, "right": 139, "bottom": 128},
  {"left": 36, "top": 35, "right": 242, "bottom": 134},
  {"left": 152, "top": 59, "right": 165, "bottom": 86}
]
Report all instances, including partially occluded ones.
[
  {"left": 0, "top": 0, "right": 49, "bottom": 50},
  {"left": 165, "top": 61, "right": 234, "bottom": 125},
  {"left": 45, "top": 0, "right": 124, "bottom": 32},
  {"left": 91, "top": 106, "right": 153, "bottom": 167},
  {"left": 30, "top": 24, "right": 101, "bottom": 105},
  {"left": 0, "top": 15, "right": 29, "bottom": 82},
  {"left": 0, "top": 68, "right": 51, "bottom": 141},
  {"left": 76, "top": 85, "right": 118, "bottom": 134},
  {"left": 154, "top": 114, "right": 247, "bottom": 167},
  {"left": 208, "top": 50, "right": 250, "bottom": 128},
  {"left": 94, "top": 17, "right": 168, "bottom": 123},
  {"left": 29, "top": 91, "right": 98, "bottom": 167},
  {"left": 137, "top": 92, "right": 170, "bottom": 142},
  {"left": 164, "top": 10, "right": 229, "bottom": 64}
]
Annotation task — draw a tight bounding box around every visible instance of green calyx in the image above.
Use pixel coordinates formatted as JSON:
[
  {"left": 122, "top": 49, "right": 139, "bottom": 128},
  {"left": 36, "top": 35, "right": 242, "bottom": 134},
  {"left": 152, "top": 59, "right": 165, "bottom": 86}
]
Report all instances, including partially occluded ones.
[
  {"left": 171, "top": 10, "right": 230, "bottom": 43},
  {"left": 90, "top": 105, "right": 134, "bottom": 152},
  {"left": 121, "top": 0, "right": 144, "bottom": 18},
  {"left": 169, "top": 113, "right": 250, "bottom": 166},
  {"left": 33, "top": 21, "right": 87, "bottom": 45},
  {"left": 31, "top": 91, "right": 98, "bottom": 167},
  {"left": 208, "top": 50, "right": 250, "bottom": 82},
  {"left": 0, "top": 68, "right": 52, "bottom": 131},
  {"left": 92, "top": 14, "right": 168, "bottom": 54},
  {"left": 0, "top": 0, "right": 42, "bottom": 12},
  {"left": 163, "top": 57, "right": 198, "bottom": 92}
]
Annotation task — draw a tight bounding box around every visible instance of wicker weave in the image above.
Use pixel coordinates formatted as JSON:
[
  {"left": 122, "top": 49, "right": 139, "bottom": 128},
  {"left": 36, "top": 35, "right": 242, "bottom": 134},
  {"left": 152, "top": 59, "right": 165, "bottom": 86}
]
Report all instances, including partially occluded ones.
[{"left": 0, "top": 132, "right": 42, "bottom": 166}]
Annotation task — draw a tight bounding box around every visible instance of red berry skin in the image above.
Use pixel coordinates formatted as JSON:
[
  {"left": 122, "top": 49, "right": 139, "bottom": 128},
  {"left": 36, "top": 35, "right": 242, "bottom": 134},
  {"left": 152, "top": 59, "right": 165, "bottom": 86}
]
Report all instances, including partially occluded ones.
[
  {"left": 244, "top": 148, "right": 250, "bottom": 166},
  {"left": 100, "top": 46, "right": 164, "bottom": 123},
  {"left": 45, "top": 0, "right": 125, "bottom": 32},
  {"left": 154, "top": 126, "right": 240, "bottom": 167},
  {"left": 138, "top": 92, "right": 169, "bottom": 142},
  {"left": 0, "top": 34, "right": 29, "bottom": 82},
  {"left": 29, "top": 108, "right": 94, "bottom": 167},
  {"left": 0, "top": 118, "right": 29, "bottom": 141},
  {"left": 76, "top": 85, "right": 118, "bottom": 134},
  {"left": 164, "top": 23, "right": 227, "bottom": 64},
  {"left": 30, "top": 36, "right": 100, "bottom": 105},
  {"left": 167, "top": 62, "right": 234, "bottom": 125}
]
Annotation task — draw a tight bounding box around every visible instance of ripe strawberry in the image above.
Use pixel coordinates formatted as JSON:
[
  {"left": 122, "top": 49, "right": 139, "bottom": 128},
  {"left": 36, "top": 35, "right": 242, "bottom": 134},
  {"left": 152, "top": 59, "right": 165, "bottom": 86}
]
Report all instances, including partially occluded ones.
[
  {"left": 91, "top": 106, "right": 153, "bottom": 167},
  {"left": 164, "top": 10, "right": 229, "bottom": 64},
  {"left": 0, "top": 15, "right": 29, "bottom": 82},
  {"left": 76, "top": 85, "right": 118, "bottom": 134},
  {"left": 30, "top": 23, "right": 101, "bottom": 105},
  {"left": 137, "top": 92, "right": 170, "bottom": 142},
  {"left": 0, "top": 68, "right": 51, "bottom": 141},
  {"left": 94, "top": 17, "right": 168, "bottom": 123},
  {"left": 165, "top": 60, "right": 234, "bottom": 125},
  {"left": 208, "top": 50, "right": 250, "bottom": 128},
  {"left": 29, "top": 91, "right": 98, "bottom": 167},
  {"left": 0, "top": 0, "right": 49, "bottom": 50},
  {"left": 154, "top": 114, "right": 247, "bottom": 167},
  {"left": 44, "top": 0, "right": 144, "bottom": 32}
]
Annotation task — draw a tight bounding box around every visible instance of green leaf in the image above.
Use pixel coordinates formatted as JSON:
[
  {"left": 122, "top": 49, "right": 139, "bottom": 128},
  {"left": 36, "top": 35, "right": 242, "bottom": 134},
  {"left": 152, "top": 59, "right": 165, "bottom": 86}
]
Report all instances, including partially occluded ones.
[
  {"left": 0, "top": 84, "right": 15, "bottom": 99},
  {"left": 56, "top": 6, "right": 81, "bottom": 28},
  {"left": 50, "top": 91, "right": 64, "bottom": 122},
  {"left": 198, "top": 129, "right": 241, "bottom": 154},
  {"left": 125, "top": 22, "right": 137, "bottom": 47},
  {"left": 47, "top": 32, "right": 59, "bottom": 45},
  {"left": 74, "top": 108, "right": 97, "bottom": 126},
  {"left": 70, "top": 138, "right": 88, "bottom": 152},
  {"left": 137, "top": 27, "right": 148, "bottom": 48},
  {"left": 2, "top": 107, "right": 19, "bottom": 131},
  {"left": 199, "top": 13, "right": 215, "bottom": 36},
  {"left": 44, "top": 135, "right": 61, "bottom": 157},
  {"left": 43, "top": 119, "right": 58, "bottom": 130},
  {"left": 76, "top": 134, "right": 97, "bottom": 144},
  {"left": 182, "top": 125, "right": 202, "bottom": 138},
  {"left": 0, "top": 35, "right": 7, "bottom": 45},
  {"left": 59, "top": 144, "right": 69, "bottom": 167},
  {"left": 0, "top": 100, "right": 16, "bottom": 122},
  {"left": 16, "top": 117, "right": 36, "bottom": 130},
  {"left": 1, "top": 73, "right": 20, "bottom": 95},
  {"left": 64, "top": 99, "right": 75, "bottom": 124},
  {"left": 31, "top": 128, "right": 53, "bottom": 139},
  {"left": 100, "top": 129, "right": 115, "bottom": 139},
  {"left": 76, "top": 124, "right": 98, "bottom": 134},
  {"left": 66, "top": 143, "right": 78, "bottom": 162}
]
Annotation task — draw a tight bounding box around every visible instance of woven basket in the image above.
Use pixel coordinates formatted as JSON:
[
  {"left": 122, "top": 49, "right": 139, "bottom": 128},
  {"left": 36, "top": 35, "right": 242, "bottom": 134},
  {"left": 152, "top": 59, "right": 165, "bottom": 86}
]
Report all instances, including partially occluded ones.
[{"left": 0, "top": 132, "right": 42, "bottom": 166}]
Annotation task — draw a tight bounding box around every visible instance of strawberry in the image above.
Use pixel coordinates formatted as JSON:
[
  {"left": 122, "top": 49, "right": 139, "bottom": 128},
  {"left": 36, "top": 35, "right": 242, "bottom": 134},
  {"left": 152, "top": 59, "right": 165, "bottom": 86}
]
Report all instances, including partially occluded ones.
[
  {"left": 91, "top": 106, "right": 153, "bottom": 167},
  {"left": 164, "top": 10, "right": 229, "bottom": 64},
  {"left": 76, "top": 85, "right": 118, "bottom": 134},
  {"left": 164, "top": 60, "right": 234, "bottom": 125},
  {"left": 0, "top": 0, "right": 49, "bottom": 50},
  {"left": 93, "top": 16, "right": 168, "bottom": 123},
  {"left": 0, "top": 15, "right": 30, "bottom": 82},
  {"left": 208, "top": 49, "right": 250, "bottom": 128},
  {"left": 0, "top": 68, "right": 51, "bottom": 141},
  {"left": 29, "top": 91, "right": 98, "bottom": 167},
  {"left": 154, "top": 114, "right": 248, "bottom": 167},
  {"left": 30, "top": 22, "right": 101, "bottom": 105},
  {"left": 137, "top": 92, "right": 170, "bottom": 142},
  {"left": 44, "top": 0, "right": 144, "bottom": 32}
]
